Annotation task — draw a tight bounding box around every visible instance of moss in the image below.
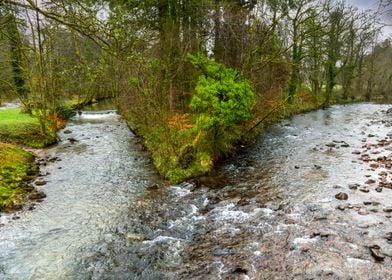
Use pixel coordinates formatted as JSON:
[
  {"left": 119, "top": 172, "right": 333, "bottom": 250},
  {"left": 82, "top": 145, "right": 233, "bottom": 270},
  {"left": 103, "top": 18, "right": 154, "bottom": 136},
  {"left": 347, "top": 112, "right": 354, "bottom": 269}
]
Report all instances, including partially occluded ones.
[
  {"left": 0, "top": 142, "right": 38, "bottom": 211},
  {"left": 0, "top": 108, "right": 57, "bottom": 148}
]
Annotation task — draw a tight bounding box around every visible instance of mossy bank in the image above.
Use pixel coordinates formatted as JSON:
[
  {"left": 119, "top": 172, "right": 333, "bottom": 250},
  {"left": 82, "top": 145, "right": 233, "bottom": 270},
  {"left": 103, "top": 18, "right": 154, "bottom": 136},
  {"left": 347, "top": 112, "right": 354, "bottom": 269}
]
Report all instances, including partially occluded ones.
[{"left": 0, "top": 142, "right": 39, "bottom": 211}]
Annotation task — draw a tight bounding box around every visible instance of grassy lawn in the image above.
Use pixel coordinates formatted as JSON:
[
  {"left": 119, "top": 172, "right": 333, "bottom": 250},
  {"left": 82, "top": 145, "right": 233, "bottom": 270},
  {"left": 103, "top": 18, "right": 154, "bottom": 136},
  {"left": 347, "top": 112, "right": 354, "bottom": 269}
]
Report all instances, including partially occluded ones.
[
  {"left": 0, "top": 142, "right": 38, "bottom": 211},
  {"left": 0, "top": 108, "right": 56, "bottom": 148}
]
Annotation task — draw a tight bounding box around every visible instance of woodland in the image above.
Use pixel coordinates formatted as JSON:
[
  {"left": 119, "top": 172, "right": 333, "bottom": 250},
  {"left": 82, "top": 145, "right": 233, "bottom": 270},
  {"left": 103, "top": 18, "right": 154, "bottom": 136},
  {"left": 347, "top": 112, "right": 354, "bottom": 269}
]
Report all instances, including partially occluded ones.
[{"left": 1, "top": 0, "right": 392, "bottom": 182}]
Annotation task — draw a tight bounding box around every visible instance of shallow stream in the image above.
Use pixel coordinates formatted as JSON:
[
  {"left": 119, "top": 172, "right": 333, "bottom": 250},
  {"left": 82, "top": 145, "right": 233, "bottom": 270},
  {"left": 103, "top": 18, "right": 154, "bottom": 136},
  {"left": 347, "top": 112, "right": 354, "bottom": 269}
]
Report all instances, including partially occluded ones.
[{"left": 1, "top": 104, "right": 392, "bottom": 279}]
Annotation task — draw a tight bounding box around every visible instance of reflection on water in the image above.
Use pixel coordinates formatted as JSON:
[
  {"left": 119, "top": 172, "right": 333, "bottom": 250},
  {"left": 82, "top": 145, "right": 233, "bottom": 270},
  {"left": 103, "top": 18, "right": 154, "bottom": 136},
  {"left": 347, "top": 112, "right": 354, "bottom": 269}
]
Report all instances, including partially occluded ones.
[{"left": 81, "top": 99, "right": 116, "bottom": 111}]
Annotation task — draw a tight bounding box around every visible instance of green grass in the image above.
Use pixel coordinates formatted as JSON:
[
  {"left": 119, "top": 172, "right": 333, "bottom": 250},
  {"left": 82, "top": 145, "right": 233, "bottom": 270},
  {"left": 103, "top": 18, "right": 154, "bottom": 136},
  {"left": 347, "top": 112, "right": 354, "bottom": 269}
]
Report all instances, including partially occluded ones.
[
  {"left": 0, "top": 142, "right": 38, "bottom": 211},
  {"left": 0, "top": 108, "right": 57, "bottom": 148}
]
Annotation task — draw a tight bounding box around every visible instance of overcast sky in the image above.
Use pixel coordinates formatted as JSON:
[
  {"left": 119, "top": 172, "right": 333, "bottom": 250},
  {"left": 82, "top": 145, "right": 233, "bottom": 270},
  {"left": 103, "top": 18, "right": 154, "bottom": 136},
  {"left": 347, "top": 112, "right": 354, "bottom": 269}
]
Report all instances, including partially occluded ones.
[{"left": 347, "top": 0, "right": 392, "bottom": 39}]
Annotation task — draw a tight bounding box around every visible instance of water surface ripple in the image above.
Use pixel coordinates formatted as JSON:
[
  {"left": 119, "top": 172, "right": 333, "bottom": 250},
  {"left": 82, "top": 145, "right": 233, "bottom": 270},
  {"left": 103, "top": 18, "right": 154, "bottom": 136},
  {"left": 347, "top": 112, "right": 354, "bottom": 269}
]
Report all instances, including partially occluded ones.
[{"left": 0, "top": 112, "right": 157, "bottom": 279}]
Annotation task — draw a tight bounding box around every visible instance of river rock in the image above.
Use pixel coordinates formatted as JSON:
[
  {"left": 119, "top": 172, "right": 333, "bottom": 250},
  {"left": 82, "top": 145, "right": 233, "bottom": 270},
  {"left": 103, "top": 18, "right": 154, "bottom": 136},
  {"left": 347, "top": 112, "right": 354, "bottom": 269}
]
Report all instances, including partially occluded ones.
[
  {"left": 336, "top": 205, "right": 345, "bottom": 211},
  {"left": 48, "top": 157, "right": 59, "bottom": 162},
  {"left": 359, "top": 187, "right": 370, "bottom": 193},
  {"left": 348, "top": 183, "right": 360, "bottom": 190},
  {"left": 383, "top": 207, "right": 392, "bottom": 213},
  {"left": 335, "top": 192, "right": 348, "bottom": 200},
  {"left": 147, "top": 184, "right": 159, "bottom": 191},
  {"left": 365, "top": 179, "right": 376, "bottom": 184},
  {"left": 384, "top": 232, "right": 392, "bottom": 243},
  {"left": 376, "top": 186, "right": 383, "bottom": 192},
  {"left": 326, "top": 143, "right": 336, "bottom": 147},
  {"left": 352, "top": 150, "right": 361, "bottom": 155},
  {"left": 13, "top": 204, "right": 23, "bottom": 210},
  {"left": 369, "top": 245, "right": 385, "bottom": 261},
  {"left": 35, "top": 180, "right": 47, "bottom": 186},
  {"left": 363, "top": 201, "right": 372, "bottom": 206},
  {"left": 126, "top": 233, "right": 144, "bottom": 241},
  {"left": 369, "top": 163, "right": 379, "bottom": 169},
  {"left": 28, "top": 191, "right": 46, "bottom": 200},
  {"left": 64, "top": 129, "right": 72, "bottom": 134},
  {"left": 212, "top": 248, "right": 234, "bottom": 256},
  {"left": 67, "top": 137, "right": 78, "bottom": 143},
  {"left": 358, "top": 209, "right": 369, "bottom": 215}
]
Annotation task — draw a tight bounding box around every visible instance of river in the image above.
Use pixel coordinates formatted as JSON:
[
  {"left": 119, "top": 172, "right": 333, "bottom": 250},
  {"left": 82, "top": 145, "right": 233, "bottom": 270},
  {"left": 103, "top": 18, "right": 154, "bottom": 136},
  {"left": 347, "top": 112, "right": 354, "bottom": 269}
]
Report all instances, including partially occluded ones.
[{"left": 1, "top": 104, "right": 392, "bottom": 279}]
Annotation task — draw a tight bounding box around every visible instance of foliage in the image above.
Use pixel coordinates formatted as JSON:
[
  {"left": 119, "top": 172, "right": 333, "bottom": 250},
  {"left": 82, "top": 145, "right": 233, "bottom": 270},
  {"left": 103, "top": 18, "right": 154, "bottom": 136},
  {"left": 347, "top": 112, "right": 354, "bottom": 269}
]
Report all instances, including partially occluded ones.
[
  {"left": 141, "top": 54, "right": 256, "bottom": 183},
  {"left": 189, "top": 53, "right": 256, "bottom": 154}
]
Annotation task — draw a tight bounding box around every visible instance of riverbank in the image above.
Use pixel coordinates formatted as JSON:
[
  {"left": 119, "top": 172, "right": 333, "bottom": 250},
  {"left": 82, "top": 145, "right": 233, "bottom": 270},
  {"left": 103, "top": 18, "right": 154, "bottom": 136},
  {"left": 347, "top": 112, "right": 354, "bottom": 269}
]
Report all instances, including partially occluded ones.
[
  {"left": 0, "top": 108, "right": 58, "bottom": 211},
  {"left": 0, "top": 111, "right": 157, "bottom": 279},
  {"left": 120, "top": 90, "right": 345, "bottom": 183},
  {"left": 0, "top": 143, "right": 39, "bottom": 211},
  {"left": 0, "top": 108, "right": 58, "bottom": 148}
]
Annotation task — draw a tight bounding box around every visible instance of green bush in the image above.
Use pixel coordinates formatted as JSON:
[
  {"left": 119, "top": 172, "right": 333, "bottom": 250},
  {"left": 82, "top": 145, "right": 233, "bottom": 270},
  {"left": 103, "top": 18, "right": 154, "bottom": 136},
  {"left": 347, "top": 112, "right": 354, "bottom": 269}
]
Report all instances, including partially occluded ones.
[
  {"left": 188, "top": 53, "right": 255, "bottom": 155},
  {"left": 137, "top": 54, "right": 256, "bottom": 183},
  {"left": 160, "top": 54, "right": 255, "bottom": 182}
]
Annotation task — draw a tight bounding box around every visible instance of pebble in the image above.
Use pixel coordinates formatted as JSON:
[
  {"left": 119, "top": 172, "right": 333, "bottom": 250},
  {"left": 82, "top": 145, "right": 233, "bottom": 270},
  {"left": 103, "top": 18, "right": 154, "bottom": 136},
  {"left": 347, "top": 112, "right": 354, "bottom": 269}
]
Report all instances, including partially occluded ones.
[{"left": 64, "top": 130, "right": 72, "bottom": 134}]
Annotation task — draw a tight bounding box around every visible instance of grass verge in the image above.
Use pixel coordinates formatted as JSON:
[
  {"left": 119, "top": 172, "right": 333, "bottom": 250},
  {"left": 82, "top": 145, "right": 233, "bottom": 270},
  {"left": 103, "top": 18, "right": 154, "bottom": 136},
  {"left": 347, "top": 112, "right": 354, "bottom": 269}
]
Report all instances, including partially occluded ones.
[{"left": 0, "top": 108, "right": 57, "bottom": 148}]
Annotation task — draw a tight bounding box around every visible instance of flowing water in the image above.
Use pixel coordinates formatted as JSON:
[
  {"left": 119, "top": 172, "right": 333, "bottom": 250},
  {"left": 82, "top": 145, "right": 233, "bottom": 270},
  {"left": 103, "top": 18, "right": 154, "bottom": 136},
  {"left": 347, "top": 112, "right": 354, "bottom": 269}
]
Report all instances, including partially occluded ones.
[
  {"left": 0, "top": 110, "right": 158, "bottom": 279},
  {"left": 1, "top": 104, "right": 392, "bottom": 279}
]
